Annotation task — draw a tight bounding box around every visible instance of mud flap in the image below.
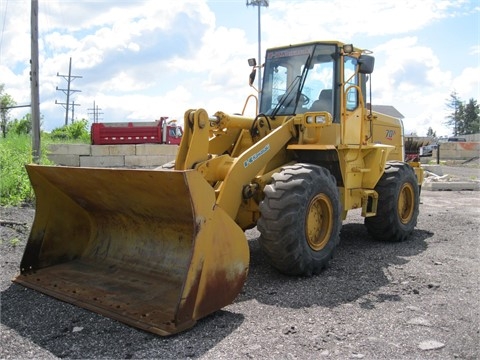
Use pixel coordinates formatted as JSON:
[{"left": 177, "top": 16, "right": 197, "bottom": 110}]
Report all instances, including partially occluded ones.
[{"left": 14, "top": 165, "right": 249, "bottom": 336}]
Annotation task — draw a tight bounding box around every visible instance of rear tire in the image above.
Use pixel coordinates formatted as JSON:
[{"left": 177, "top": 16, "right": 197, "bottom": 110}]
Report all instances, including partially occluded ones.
[
  {"left": 257, "top": 164, "right": 342, "bottom": 276},
  {"left": 365, "top": 161, "right": 419, "bottom": 242}
]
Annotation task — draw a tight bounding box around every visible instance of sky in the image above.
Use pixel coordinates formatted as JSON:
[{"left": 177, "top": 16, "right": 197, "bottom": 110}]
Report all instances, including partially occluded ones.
[{"left": 0, "top": 0, "right": 479, "bottom": 137}]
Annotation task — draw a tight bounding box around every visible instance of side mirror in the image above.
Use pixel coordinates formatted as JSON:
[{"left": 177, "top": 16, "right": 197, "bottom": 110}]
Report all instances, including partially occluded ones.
[
  {"left": 249, "top": 69, "right": 257, "bottom": 86},
  {"left": 248, "top": 58, "right": 257, "bottom": 67},
  {"left": 358, "top": 55, "right": 375, "bottom": 74}
]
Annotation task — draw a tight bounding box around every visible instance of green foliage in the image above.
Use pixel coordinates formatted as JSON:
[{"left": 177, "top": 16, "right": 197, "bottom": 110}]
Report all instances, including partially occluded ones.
[
  {"left": 426, "top": 127, "right": 436, "bottom": 138},
  {"left": 8, "top": 114, "right": 32, "bottom": 135},
  {"left": 445, "top": 91, "right": 462, "bottom": 136},
  {"left": 445, "top": 91, "right": 480, "bottom": 136},
  {"left": 50, "top": 119, "right": 90, "bottom": 142},
  {"left": 0, "top": 133, "right": 52, "bottom": 206},
  {"left": 461, "top": 99, "right": 480, "bottom": 135},
  {"left": 0, "top": 84, "right": 17, "bottom": 138}
]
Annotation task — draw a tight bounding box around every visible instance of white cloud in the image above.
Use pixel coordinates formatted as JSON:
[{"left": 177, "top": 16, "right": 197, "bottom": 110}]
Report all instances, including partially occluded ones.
[
  {"left": 1, "top": 0, "right": 478, "bottom": 137},
  {"left": 470, "top": 44, "right": 480, "bottom": 55},
  {"left": 369, "top": 36, "right": 461, "bottom": 136},
  {"left": 262, "top": 0, "right": 466, "bottom": 48},
  {"left": 453, "top": 67, "right": 480, "bottom": 101},
  {"left": 372, "top": 37, "right": 450, "bottom": 97}
]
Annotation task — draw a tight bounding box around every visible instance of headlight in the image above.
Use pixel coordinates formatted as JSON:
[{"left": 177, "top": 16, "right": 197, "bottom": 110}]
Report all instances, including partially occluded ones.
[{"left": 304, "top": 112, "right": 332, "bottom": 127}]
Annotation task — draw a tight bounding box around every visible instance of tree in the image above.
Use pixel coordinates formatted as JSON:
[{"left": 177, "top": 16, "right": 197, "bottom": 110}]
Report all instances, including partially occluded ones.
[
  {"left": 445, "top": 91, "right": 463, "bottom": 136},
  {"left": 8, "top": 114, "right": 33, "bottom": 135},
  {"left": 0, "top": 84, "right": 17, "bottom": 138},
  {"left": 456, "top": 102, "right": 466, "bottom": 135},
  {"left": 461, "top": 98, "right": 480, "bottom": 135},
  {"left": 426, "top": 127, "right": 437, "bottom": 138}
]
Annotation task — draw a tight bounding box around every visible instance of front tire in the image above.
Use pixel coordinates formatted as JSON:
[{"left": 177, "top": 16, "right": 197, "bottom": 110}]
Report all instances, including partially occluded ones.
[
  {"left": 257, "top": 164, "right": 342, "bottom": 276},
  {"left": 365, "top": 161, "right": 419, "bottom": 242}
]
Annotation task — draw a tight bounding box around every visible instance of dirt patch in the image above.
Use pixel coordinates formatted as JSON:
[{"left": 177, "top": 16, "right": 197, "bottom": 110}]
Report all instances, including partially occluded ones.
[{"left": 1, "top": 186, "right": 479, "bottom": 359}]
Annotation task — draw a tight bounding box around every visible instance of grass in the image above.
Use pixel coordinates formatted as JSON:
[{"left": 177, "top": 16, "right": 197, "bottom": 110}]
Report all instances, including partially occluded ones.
[{"left": 0, "top": 133, "right": 54, "bottom": 206}]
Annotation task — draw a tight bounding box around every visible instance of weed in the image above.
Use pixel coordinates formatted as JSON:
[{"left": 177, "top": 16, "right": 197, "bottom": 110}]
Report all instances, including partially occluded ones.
[{"left": 0, "top": 133, "right": 52, "bottom": 205}]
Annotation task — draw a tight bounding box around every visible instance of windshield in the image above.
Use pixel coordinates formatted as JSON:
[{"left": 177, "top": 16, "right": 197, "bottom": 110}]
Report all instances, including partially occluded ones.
[{"left": 260, "top": 44, "right": 337, "bottom": 117}]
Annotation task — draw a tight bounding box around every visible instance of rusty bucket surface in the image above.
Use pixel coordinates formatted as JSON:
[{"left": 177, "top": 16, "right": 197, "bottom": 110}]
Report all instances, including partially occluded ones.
[{"left": 14, "top": 165, "right": 249, "bottom": 336}]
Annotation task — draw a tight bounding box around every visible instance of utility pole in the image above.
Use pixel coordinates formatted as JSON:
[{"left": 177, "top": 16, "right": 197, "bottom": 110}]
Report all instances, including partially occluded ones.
[
  {"left": 88, "top": 101, "right": 103, "bottom": 123},
  {"left": 71, "top": 100, "right": 81, "bottom": 121},
  {"left": 56, "top": 57, "right": 82, "bottom": 125},
  {"left": 246, "top": 0, "right": 269, "bottom": 93},
  {"left": 30, "top": 0, "right": 40, "bottom": 164}
]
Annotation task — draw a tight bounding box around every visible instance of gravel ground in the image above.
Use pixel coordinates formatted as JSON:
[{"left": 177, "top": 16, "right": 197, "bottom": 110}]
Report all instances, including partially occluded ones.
[{"left": 1, "top": 165, "right": 479, "bottom": 359}]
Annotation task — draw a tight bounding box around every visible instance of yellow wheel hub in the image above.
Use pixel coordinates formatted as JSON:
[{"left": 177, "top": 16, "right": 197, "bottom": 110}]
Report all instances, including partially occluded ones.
[
  {"left": 306, "top": 193, "right": 333, "bottom": 251},
  {"left": 398, "top": 183, "right": 415, "bottom": 224}
]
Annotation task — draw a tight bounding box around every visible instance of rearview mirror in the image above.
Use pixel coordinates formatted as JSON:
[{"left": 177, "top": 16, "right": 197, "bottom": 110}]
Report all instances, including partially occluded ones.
[
  {"left": 358, "top": 55, "right": 375, "bottom": 74},
  {"left": 249, "top": 69, "right": 257, "bottom": 86},
  {"left": 248, "top": 58, "right": 257, "bottom": 67}
]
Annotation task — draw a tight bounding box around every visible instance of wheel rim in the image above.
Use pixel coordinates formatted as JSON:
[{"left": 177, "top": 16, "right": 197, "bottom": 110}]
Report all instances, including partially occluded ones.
[
  {"left": 306, "top": 193, "right": 333, "bottom": 251},
  {"left": 398, "top": 182, "right": 415, "bottom": 224}
]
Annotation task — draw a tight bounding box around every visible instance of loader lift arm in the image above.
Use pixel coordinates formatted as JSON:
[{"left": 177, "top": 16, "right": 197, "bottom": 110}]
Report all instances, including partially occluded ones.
[{"left": 175, "top": 108, "right": 297, "bottom": 221}]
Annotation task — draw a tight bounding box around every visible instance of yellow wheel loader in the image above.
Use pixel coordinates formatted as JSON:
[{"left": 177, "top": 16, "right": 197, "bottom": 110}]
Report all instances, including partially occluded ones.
[{"left": 15, "top": 41, "right": 423, "bottom": 336}]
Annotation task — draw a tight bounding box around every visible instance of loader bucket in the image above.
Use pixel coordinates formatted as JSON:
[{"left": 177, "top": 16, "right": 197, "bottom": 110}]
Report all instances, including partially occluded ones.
[{"left": 14, "top": 165, "right": 249, "bottom": 336}]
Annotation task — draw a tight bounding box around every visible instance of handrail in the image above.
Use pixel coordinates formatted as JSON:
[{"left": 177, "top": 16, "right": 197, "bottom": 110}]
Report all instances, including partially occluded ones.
[{"left": 242, "top": 94, "right": 259, "bottom": 116}]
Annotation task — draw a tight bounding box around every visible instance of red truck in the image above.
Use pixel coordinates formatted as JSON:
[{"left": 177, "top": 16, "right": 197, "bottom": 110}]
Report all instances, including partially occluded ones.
[{"left": 91, "top": 117, "right": 183, "bottom": 145}]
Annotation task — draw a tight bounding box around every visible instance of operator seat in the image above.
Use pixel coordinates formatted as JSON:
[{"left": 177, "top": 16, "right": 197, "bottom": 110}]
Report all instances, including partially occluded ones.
[{"left": 310, "top": 89, "right": 333, "bottom": 114}]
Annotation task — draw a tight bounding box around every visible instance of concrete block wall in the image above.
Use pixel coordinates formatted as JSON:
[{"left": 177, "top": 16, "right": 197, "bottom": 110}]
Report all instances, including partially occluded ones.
[
  {"left": 46, "top": 141, "right": 480, "bottom": 168},
  {"left": 439, "top": 142, "right": 480, "bottom": 159},
  {"left": 47, "top": 144, "right": 178, "bottom": 168},
  {"left": 421, "top": 142, "right": 480, "bottom": 162}
]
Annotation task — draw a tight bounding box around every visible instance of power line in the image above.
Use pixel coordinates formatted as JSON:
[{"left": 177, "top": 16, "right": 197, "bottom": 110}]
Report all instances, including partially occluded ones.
[
  {"left": 88, "top": 101, "right": 103, "bottom": 123},
  {"left": 0, "top": 0, "right": 9, "bottom": 60},
  {"left": 0, "top": 104, "right": 30, "bottom": 110},
  {"left": 56, "top": 57, "right": 82, "bottom": 125}
]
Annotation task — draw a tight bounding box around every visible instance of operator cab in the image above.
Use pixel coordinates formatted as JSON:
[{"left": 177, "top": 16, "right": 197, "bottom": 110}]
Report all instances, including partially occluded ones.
[{"left": 251, "top": 42, "right": 374, "bottom": 122}]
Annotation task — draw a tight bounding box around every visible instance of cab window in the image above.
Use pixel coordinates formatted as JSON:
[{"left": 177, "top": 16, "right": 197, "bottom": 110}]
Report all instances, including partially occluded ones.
[{"left": 344, "top": 57, "right": 358, "bottom": 111}]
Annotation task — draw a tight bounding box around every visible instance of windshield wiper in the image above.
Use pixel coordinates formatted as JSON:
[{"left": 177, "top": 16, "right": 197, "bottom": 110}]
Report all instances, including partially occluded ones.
[
  {"left": 292, "top": 55, "right": 312, "bottom": 113},
  {"left": 271, "top": 75, "right": 301, "bottom": 118},
  {"left": 271, "top": 55, "right": 312, "bottom": 117}
]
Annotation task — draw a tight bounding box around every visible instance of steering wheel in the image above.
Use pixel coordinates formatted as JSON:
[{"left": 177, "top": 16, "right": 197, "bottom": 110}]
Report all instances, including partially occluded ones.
[
  {"left": 299, "top": 93, "right": 310, "bottom": 105},
  {"left": 277, "top": 93, "right": 310, "bottom": 106}
]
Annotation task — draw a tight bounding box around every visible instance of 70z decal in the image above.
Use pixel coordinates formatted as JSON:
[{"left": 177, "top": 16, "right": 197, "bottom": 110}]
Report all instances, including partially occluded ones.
[{"left": 385, "top": 129, "right": 396, "bottom": 140}]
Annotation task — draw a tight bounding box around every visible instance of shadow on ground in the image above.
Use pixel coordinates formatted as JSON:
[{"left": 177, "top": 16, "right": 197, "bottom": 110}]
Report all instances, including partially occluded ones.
[
  {"left": 2, "top": 278, "right": 243, "bottom": 359},
  {"left": 238, "top": 224, "right": 433, "bottom": 309}
]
